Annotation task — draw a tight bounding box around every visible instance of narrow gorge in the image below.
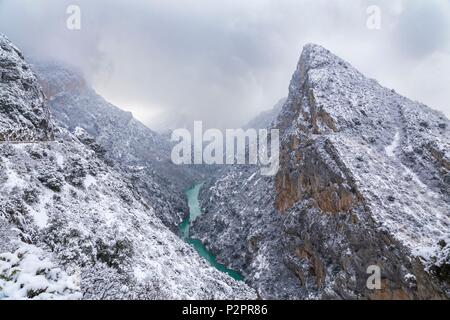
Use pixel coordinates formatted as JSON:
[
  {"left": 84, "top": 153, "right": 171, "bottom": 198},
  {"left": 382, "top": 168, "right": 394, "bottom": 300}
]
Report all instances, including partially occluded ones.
[{"left": 1, "top": 33, "right": 449, "bottom": 300}]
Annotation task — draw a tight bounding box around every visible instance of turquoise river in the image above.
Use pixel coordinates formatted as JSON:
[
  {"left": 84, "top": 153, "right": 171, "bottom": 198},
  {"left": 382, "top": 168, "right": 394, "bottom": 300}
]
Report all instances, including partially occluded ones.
[{"left": 179, "top": 183, "right": 244, "bottom": 281}]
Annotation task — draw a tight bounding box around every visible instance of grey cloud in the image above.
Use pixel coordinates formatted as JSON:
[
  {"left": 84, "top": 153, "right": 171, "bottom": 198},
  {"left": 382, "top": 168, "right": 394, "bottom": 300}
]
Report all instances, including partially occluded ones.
[
  {"left": 0, "top": 0, "right": 449, "bottom": 131},
  {"left": 394, "top": 0, "right": 450, "bottom": 58}
]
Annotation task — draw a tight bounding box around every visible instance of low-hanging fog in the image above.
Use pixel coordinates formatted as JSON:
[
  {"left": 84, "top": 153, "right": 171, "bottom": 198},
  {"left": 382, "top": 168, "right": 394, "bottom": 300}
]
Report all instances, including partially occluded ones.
[{"left": 0, "top": 0, "right": 449, "bottom": 131}]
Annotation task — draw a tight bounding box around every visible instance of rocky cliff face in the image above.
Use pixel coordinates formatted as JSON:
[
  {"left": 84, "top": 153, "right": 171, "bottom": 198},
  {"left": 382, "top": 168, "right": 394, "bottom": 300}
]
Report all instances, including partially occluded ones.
[
  {"left": 0, "top": 35, "right": 52, "bottom": 142},
  {"left": 192, "top": 44, "right": 450, "bottom": 299},
  {"left": 0, "top": 34, "right": 256, "bottom": 300}
]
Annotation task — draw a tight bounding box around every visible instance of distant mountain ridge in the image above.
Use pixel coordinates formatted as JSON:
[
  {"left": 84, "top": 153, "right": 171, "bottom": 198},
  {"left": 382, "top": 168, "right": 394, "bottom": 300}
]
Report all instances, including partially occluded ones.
[
  {"left": 32, "top": 60, "right": 201, "bottom": 229},
  {"left": 245, "top": 98, "right": 286, "bottom": 129},
  {"left": 0, "top": 35, "right": 52, "bottom": 142}
]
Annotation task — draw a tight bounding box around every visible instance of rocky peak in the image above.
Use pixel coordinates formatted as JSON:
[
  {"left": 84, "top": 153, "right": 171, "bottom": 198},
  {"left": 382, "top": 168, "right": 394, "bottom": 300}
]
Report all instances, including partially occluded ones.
[
  {"left": 274, "top": 43, "right": 449, "bottom": 297},
  {"left": 289, "top": 44, "right": 352, "bottom": 95},
  {"left": 0, "top": 34, "right": 53, "bottom": 142},
  {"left": 277, "top": 42, "right": 449, "bottom": 214}
]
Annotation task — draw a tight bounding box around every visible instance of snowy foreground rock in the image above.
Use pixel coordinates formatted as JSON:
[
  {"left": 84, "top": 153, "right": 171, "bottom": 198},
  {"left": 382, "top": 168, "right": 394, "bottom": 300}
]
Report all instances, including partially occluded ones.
[
  {"left": 193, "top": 44, "right": 450, "bottom": 299},
  {"left": 0, "top": 34, "right": 256, "bottom": 299}
]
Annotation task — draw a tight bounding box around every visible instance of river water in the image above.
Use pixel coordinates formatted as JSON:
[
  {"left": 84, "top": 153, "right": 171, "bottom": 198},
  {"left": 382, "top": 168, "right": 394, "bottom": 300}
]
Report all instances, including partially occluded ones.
[{"left": 179, "top": 183, "right": 244, "bottom": 281}]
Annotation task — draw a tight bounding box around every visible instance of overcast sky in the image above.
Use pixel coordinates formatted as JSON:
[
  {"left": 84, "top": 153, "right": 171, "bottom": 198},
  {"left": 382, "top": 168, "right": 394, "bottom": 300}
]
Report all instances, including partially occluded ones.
[{"left": 0, "top": 0, "right": 449, "bottom": 130}]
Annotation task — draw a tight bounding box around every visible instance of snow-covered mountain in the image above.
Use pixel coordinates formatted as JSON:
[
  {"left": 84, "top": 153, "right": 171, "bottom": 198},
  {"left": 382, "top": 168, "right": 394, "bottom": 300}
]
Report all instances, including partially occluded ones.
[
  {"left": 192, "top": 44, "right": 450, "bottom": 299},
  {"left": 0, "top": 34, "right": 256, "bottom": 299}
]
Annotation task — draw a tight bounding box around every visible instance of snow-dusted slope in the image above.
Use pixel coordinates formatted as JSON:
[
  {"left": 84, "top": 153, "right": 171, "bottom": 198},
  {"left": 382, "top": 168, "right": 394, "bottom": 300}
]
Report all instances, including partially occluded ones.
[
  {"left": 277, "top": 44, "right": 449, "bottom": 256},
  {"left": 0, "top": 35, "right": 52, "bottom": 142},
  {"left": 0, "top": 34, "right": 255, "bottom": 300},
  {"left": 32, "top": 61, "right": 200, "bottom": 229},
  {"left": 193, "top": 44, "right": 450, "bottom": 299}
]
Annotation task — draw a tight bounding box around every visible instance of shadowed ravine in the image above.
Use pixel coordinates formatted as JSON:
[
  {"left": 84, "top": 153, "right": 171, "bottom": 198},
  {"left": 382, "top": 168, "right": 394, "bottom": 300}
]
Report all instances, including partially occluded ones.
[{"left": 179, "top": 183, "right": 244, "bottom": 281}]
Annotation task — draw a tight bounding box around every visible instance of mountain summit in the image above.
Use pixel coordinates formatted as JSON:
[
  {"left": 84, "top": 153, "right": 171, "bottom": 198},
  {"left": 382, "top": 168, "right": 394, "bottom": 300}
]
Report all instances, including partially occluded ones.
[{"left": 193, "top": 43, "right": 450, "bottom": 299}]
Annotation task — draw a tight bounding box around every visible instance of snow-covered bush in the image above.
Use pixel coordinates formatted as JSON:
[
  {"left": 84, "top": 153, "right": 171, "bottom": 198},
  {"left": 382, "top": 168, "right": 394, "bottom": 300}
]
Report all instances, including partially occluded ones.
[{"left": 0, "top": 244, "right": 81, "bottom": 299}]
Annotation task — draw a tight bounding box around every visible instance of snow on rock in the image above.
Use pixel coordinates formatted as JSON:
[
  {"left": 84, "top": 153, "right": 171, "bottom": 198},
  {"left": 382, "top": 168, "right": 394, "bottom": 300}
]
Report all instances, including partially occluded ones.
[
  {"left": 32, "top": 61, "right": 201, "bottom": 231},
  {"left": 193, "top": 44, "right": 450, "bottom": 299},
  {"left": 0, "top": 243, "right": 81, "bottom": 300},
  {"left": 0, "top": 34, "right": 256, "bottom": 300},
  {"left": 385, "top": 131, "right": 400, "bottom": 157},
  {"left": 0, "top": 34, "right": 52, "bottom": 142}
]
